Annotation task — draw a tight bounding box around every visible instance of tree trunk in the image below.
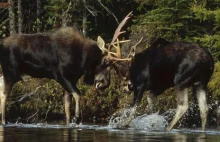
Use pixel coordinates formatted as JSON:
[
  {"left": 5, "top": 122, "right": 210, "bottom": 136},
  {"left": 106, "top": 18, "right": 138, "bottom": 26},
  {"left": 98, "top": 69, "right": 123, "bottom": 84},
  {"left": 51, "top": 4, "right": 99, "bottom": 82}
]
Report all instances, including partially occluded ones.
[
  {"left": 82, "top": 0, "right": 87, "bottom": 36},
  {"left": 8, "top": 0, "right": 15, "bottom": 34},
  {"left": 18, "top": 0, "right": 22, "bottom": 33},
  {"left": 61, "top": 0, "right": 67, "bottom": 27},
  {"left": 82, "top": 15, "right": 87, "bottom": 36},
  {"left": 37, "top": 0, "right": 42, "bottom": 32},
  {"left": 61, "top": 1, "right": 72, "bottom": 27}
]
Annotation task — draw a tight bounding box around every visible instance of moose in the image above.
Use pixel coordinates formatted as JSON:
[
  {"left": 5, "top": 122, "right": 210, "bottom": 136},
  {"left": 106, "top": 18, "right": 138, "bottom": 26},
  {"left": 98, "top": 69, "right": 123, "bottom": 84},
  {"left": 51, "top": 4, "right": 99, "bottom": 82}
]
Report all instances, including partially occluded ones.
[
  {"left": 121, "top": 38, "right": 214, "bottom": 132},
  {"left": 0, "top": 12, "right": 133, "bottom": 125}
]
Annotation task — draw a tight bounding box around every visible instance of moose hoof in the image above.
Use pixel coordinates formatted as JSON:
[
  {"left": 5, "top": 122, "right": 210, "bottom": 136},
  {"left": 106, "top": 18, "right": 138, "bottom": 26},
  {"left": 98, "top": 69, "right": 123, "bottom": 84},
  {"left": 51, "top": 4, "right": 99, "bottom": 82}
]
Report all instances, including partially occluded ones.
[
  {"left": 165, "top": 126, "right": 171, "bottom": 132},
  {"left": 72, "top": 116, "right": 81, "bottom": 124}
]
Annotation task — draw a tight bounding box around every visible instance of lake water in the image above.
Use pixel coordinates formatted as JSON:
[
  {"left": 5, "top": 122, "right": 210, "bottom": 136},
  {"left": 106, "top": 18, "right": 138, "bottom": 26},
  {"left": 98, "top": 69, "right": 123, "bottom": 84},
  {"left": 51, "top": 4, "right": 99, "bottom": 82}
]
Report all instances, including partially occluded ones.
[
  {"left": 0, "top": 106, "right": 219, "bottom": 142},
  {"left": 0, "top": 123, "right": 220, "bottom": 142}
]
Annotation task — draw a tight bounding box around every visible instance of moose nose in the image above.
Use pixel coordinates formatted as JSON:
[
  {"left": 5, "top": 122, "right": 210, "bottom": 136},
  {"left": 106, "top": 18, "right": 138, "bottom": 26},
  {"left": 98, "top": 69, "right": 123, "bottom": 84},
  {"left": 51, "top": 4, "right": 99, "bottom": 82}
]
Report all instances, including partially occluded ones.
[
  {"left": 94, "top": 79, "right": 104, "bottom": 89},
  {"left": 128, "top": 81, "right": 133, "bottom": 91},
  {"left": 94, "top": 80, "right": 98, "bottom": 87}
]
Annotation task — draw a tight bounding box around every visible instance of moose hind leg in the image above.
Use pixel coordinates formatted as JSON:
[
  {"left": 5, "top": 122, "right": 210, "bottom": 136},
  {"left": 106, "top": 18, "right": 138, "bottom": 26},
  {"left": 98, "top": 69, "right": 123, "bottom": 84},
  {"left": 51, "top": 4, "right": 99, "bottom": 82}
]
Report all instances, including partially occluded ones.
[
  {"left": 0, "top": 79, "right": 13, "bottom": 125},
  {"left": 195, "top": 87, "right": 208, "bottom": 131},
  {"left": 166, "top": 88, "right": 189, "bottom": 132},
  {"left": 0, "top": 77, "right": 3, "bottom": 114},
  {"left": 0, "top": 87, "right": 4, "bottom": 124}
]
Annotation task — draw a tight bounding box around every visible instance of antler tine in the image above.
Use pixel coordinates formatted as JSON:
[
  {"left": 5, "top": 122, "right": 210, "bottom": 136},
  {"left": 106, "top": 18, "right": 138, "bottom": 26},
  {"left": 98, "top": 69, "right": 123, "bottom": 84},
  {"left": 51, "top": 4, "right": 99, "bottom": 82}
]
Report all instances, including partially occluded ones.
[
  {"left": 133, "top": 37, "right": 143, "bottom": 47},
  {"left": 112, "top": 40, "right": 130, "bottom": 45},
  {"left": 110, "top": 11, "right": 133, "bottom": 46},
  {"left": 112, "top": 38, "right": 121, "bottom": 57},
  {"left": 126, "top": 37, "right": 143, "bottom": 58}
]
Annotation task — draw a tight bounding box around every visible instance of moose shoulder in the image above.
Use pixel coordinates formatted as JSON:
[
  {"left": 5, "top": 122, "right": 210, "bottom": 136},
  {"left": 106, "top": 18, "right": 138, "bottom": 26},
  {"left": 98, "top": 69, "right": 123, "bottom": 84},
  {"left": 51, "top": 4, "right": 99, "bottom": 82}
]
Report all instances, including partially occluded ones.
[
  {"left": 128, "top": 38, "right": 214, "bottom": 132},
  {"left": 0, "top": 27, "right": 113, "bottom": 125}
]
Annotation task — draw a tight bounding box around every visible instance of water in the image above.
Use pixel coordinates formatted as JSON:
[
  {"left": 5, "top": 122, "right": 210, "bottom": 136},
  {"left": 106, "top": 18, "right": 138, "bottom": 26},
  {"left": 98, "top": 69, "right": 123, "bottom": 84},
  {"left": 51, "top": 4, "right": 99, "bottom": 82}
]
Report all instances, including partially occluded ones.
[
  {"left": 0, "top": 123, "right": 220, "bottom": 142},
  {"left": 1, "top": 104, "right": 220, "bottom": 141}
]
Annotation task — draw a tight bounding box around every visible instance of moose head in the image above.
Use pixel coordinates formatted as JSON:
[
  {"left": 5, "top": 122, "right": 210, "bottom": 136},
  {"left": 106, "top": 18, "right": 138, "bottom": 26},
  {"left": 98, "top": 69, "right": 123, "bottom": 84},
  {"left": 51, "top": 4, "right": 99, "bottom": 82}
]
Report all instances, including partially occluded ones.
[{"left": 94, "top": 11, "right": 134, "bottom": 90}]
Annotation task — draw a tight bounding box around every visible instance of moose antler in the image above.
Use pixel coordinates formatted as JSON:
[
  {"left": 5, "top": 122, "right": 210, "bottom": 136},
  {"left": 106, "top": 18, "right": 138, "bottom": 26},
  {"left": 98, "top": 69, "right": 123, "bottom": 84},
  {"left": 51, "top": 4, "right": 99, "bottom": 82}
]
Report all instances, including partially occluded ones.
[
  {"left": 107, "top": 11, "right": 133, "bottom": 61},
  {"left": 110, "top": 11, "right": 133, "bottom": 46},
  {"left": 97, "top": 11, "right": 133, "bottom": 61}
]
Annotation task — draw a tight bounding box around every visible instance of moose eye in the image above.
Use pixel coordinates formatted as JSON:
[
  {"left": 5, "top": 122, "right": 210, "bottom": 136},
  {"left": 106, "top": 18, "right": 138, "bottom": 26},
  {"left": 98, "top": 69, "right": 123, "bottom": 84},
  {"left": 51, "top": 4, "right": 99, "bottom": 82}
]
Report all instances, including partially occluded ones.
[{"left": 103, "top": 59, "right": 109, "bottom": 65}]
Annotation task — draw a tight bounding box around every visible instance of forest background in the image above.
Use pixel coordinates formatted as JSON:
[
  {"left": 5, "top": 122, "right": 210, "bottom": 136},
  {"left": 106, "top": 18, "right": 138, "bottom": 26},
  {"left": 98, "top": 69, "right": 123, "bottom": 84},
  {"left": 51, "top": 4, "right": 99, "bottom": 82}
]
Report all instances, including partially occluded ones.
[{"left": 0, "top": 0, "right": 220, "bottom": 128}]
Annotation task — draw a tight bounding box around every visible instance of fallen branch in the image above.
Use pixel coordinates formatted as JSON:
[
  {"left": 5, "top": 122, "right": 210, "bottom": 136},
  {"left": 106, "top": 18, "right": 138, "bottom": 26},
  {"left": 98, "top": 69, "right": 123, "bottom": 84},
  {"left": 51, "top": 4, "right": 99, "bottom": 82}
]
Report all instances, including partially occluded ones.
[
  {"left": 26, "top": 110, "right": 39, "bottom": 123},
  {"left": 39, "top": 107, "right": 51, "bottom": 123},
  {"left": 11, "top": 86, "right": 44, "bottom": 105}
]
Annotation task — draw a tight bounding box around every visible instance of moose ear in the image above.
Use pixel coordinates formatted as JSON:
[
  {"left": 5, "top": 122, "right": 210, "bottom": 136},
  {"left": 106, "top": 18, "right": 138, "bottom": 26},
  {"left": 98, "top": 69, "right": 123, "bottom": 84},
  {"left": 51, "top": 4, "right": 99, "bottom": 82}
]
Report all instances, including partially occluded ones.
[
  {"left": 128, "top": 46, "right": 136, "bottom": 58},
  {"left": 97, "top": 36, "right": 107, "bottom": 54}
]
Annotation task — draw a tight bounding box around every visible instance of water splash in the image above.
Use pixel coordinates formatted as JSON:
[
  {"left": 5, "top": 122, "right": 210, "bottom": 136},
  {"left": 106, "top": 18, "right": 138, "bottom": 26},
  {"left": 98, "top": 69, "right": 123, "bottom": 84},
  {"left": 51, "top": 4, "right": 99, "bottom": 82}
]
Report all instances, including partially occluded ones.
[
  {"left": 107, "top": 101, "right": 220, "bottom": 131},
  {"left": 161, "top": 102, "right": 220, "bottom": 129},
  {"left": 129, "top": 113, "right": 167, "bottom": 131},
  {"left": 108, "top": 106, "right": 167, "bottom": 131},
  {"left": 108, "top": 106, "right": 136, "bottom": 128}
]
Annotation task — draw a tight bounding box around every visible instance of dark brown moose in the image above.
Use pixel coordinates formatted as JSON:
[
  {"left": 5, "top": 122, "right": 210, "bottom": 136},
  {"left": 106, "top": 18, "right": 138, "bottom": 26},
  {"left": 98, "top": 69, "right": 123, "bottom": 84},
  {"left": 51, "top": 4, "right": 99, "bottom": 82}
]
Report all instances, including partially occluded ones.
[
  {"left": 0, "top": 12, "right": 133, "bottom": 125},
  {"left": 122, "top": 38, "right": 214, "bottom": 132}
]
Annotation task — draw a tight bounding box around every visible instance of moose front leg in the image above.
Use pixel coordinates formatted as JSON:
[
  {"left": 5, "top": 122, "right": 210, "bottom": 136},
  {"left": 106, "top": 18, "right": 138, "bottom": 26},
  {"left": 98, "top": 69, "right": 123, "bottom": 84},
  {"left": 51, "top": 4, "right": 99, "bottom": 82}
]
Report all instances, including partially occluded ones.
[
  {"left": 64, "top": 91, "right": 81, "bottom": 125},
  {"left": 146, "top": 92, "right": 155, "bottom": 114},
  {"left": 72, "top": 92, "right": 81, "bottom": 124},
  {"left": 132, "top": 84, "right": 145, "bottom": 106},
  {"left": 64, "top": 91, "right": 72, "bottom": 125}
]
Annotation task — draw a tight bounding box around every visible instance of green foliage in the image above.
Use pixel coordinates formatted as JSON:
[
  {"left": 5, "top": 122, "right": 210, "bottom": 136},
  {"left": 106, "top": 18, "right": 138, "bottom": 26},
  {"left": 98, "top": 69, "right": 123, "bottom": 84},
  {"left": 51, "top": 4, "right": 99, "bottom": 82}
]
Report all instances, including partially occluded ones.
[
  {"left": 131, "top": 0, "right": 220, "bottom": 55},
  {"left": 0, "top": 23, "right": 7, "bottom": 38},
  {"left": 208, "top": 62, "right": 220, "bottom": 100},
  {"left": 132, "top": 0, "right": 195, "bottom": 42},
  {"left": 7, "top": 79, "right": 64, "bottom": 123}
]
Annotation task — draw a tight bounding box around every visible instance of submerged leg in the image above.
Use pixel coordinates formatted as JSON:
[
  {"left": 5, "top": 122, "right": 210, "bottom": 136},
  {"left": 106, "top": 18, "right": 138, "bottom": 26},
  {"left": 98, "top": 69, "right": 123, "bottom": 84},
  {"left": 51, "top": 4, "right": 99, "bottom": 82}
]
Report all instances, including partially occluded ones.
[
  {"left": 166, "top": 88, "right": 189, "bottom": 132},
  {"left": 196, "top": 88, "right": 208, "bottom": 131}
]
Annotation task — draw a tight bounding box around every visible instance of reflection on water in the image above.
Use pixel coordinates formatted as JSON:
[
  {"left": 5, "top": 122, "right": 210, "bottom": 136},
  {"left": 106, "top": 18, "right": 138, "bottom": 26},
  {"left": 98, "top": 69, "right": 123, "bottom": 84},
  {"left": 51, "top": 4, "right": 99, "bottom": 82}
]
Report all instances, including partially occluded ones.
[{"left": 0, "top": 124, "right": 219, "bottom": 142}]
